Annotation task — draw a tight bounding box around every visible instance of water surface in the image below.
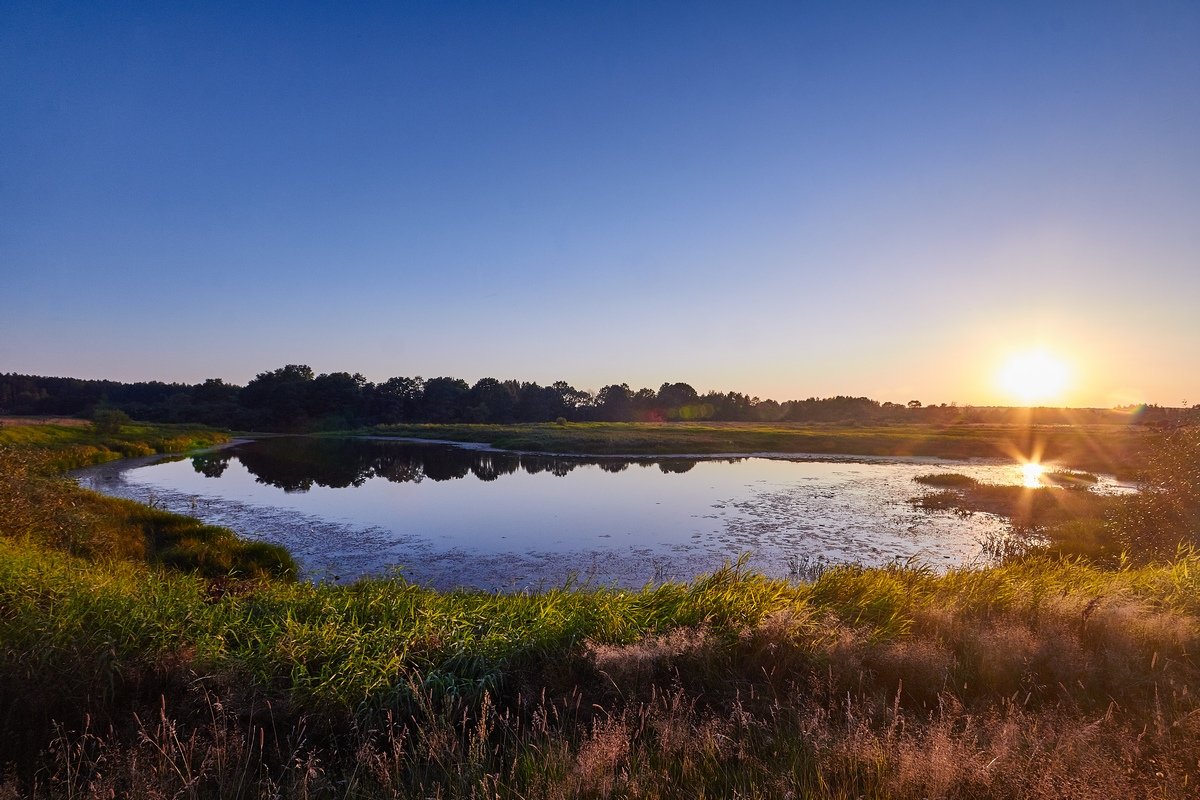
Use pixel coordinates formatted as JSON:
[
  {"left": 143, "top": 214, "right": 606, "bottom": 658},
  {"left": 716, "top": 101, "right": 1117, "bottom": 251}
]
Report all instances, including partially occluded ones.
[{"left": 73, "top": 437, "right": 1129, "bottom": 589}]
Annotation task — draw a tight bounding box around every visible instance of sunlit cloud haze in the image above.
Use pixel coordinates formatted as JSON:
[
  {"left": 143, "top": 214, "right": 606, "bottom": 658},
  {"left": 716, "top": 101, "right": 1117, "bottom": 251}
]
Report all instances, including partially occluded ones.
[{"left": 2, "top": 1, "right": 1197, "bottom": 407}]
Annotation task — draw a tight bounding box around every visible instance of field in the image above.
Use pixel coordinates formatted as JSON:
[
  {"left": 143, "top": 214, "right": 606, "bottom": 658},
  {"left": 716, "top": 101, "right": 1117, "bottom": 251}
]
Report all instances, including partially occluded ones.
[{"left": 0, "top": 421, "right": 1197, "bottom": 798}]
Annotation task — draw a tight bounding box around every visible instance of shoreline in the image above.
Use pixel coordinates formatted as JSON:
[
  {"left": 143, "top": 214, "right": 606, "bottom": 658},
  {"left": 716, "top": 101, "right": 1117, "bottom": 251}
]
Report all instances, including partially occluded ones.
[{"left": 354, "top": 434, "right": 1019, "bottom": 466}]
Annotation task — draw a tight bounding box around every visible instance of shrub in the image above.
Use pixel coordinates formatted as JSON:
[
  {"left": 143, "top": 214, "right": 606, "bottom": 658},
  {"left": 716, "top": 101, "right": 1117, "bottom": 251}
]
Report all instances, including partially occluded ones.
[
  {"left": 1111, "top": 429, "right": 1200, "bottom": 560},
  {"left": 93, "top": 407, "right": 132, "bottom": 434}
]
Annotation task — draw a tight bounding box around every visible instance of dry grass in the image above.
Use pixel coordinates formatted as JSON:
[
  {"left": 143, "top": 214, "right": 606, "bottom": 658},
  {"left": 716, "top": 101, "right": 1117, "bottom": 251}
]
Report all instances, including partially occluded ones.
[
  {"left": 0, "top": 416, "right": 89, "bottom": 428},
  {"left": 6, "top": 595, "right": 1197, "bottom": 798}
]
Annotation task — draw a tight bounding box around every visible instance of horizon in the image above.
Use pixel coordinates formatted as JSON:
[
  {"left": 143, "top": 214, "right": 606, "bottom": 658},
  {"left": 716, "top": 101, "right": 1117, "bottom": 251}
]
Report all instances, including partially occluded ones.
[
  {"left": 3, "top": 2, "right": 1198, "bottom": 407},
  {"left": 2, "top": 364, "right": 1187, "bottom": 412}
]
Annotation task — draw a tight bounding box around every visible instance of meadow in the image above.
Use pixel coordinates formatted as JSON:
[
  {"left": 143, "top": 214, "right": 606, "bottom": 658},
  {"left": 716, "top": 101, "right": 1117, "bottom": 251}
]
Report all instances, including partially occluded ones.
[{"left": 0, "top": 420, "right": 1197, "bottom": 798}]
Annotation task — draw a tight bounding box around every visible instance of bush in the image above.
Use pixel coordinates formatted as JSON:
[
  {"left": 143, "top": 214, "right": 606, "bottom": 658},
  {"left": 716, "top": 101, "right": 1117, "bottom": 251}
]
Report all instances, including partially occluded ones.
[
  {"left": 1111, "top": 429, "right": 1200, "bottom": 560},
  {"left": 93, "top": 408, "right": 132, "bottom": 434}
]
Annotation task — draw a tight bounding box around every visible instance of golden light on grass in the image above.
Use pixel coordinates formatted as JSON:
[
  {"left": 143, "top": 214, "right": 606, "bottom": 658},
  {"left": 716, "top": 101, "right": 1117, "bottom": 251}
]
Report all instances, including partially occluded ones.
[{"left": 997, "top": 349, "right": 1071, "bottom": 405}]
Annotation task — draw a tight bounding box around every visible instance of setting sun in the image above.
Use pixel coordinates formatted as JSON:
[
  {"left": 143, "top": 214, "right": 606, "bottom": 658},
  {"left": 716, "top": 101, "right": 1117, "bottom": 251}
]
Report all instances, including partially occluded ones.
[{"left": 997, "top": 349, "right": 1071, "bottom": 405}]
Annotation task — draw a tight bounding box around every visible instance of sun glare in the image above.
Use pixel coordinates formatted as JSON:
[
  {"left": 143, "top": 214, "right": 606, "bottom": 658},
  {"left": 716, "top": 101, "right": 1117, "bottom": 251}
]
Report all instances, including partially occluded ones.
[
  {"left": 997, "top": 349, "right": 1070, "bottom": 405},
  {"left": 1020, "top": 462, "right": 1045, "bottom": 488}
]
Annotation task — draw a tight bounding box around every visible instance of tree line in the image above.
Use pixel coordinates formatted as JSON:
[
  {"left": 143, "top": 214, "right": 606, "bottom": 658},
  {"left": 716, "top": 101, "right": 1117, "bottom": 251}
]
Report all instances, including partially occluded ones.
[{"left": 0, "top": 367, "right": 1186, "bottom": 432}]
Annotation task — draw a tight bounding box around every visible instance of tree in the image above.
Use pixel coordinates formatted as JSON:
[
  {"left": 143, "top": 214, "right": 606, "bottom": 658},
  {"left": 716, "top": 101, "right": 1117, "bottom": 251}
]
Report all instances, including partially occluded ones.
[
  {"left": 93, "top": 407, "right": 131, "bottom": 434},
  {"left": 514, "top": 383, "right": 562, "bottom": 421},
  {"left": 551, "top": 381, "right": 592, "bottom": 415},
  {"left": 240, "top": 365, "right": 315, "bottom": 430},
  {"left": 469, "top": 378, "right": 518, "bottom": 423},
  {"left": 596, "top": 383, "right": 633, "bottom": 421},
  {"left": 371, "top": 376, "right": 425, "bottom": 423},
  {"left": 421, "top": 377, "right": 470, "bottom": 422},
  {"left": 193, "top": 378, "right": 238, "bottom": 405},
  {"left": 306, "top": 372, "right": 368, "bottom": 422},
  {"left": 657, "top": 382, "right": 699, "bottom": 409}
]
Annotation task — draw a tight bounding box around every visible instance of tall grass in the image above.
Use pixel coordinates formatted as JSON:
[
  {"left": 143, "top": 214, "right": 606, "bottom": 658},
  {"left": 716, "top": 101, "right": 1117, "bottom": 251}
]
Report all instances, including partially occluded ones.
[
  {"left": 2, "top": 423, "right": 1197, "bottom": 797},
  {"left": 1, "top": 536, "right": 1198, "bottom": 796}
]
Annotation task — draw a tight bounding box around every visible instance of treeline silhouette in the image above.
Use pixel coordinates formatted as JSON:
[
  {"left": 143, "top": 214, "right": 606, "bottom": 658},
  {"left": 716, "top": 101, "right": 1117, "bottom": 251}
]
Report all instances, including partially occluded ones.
[
  {"left": 193, "top": 438, "right": 711, "bottom": 493},
  {"left": 0, "top": 366, "right": 1185, "bottom": 432}
]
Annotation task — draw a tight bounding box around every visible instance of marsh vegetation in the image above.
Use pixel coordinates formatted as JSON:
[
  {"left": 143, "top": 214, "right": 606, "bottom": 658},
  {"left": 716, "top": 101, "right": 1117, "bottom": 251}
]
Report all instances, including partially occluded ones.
[{"left": 0, "top": 422, "right": 1197, "bottom": 797}]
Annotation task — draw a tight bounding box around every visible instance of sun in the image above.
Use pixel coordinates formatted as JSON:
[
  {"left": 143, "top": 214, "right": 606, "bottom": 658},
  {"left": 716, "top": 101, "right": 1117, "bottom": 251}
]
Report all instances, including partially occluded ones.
[{"left": 997, "top": 349, "right": 1071, "bottom": 405}]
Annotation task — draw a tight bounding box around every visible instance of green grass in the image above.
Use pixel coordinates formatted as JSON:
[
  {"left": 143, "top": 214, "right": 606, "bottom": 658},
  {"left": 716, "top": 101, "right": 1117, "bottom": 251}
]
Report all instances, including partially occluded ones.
[
  {"left": 0, "top": 420, "right": 229, "bottom": 472},
  {"left": 2, "top": 421, "right": 1198, "bottom": 797},
  {"left": 365, "top": 420, "right": 1152, "bottom": 476},
  {"left": 0, "top": 423, "right": 295, "bottom": 577},
  {"left": 2, "top": 536, "right": 1198, "bottom": 797}
]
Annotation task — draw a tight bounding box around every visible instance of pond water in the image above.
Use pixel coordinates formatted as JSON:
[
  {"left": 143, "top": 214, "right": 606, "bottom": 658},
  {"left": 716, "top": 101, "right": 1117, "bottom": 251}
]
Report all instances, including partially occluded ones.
[{"left": 73, "top": 437, "right": 1131, "bottom": 590}]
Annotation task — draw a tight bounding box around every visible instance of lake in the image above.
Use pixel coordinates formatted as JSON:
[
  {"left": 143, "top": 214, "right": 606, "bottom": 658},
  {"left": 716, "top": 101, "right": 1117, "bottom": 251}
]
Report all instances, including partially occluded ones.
[{"left": 73, "top": 436, "right": 1131, "bottom": 589}]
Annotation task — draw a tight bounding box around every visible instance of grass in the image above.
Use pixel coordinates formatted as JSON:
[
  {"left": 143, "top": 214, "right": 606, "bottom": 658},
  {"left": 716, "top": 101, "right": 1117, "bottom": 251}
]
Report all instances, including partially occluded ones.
[
  {"left": 0, "top": 423, "right": 295, "bottom": 577},
  {"left": 365, "top": 420, "right": 1153, "bottom": 477},
  {"left": 1, "top": 421, "right": 1198, "bottom": 797},
  {"left": 909, "top": 430, "right": 1198, "bottom": 564},
  {"left": 0, "top": 420, "right": 230, "bottom": 473},
  {"left": 910, "top": 476, "right": 1125, "bottom": 562},
  {"left": 1, "top": 537, "right": 1198, "bottom": 797},
  {"left": 1045, "top": 469, "right": 1100, "bottom": 486},
  {"left": 913, "top": 472, "right": 980, "bottom": 487}
]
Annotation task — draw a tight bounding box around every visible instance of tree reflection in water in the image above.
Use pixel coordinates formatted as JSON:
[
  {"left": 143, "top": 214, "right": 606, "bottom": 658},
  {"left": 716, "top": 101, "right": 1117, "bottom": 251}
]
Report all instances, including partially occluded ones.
[{"left": 194, "top": 437, "right": 741, "bottom": 493}]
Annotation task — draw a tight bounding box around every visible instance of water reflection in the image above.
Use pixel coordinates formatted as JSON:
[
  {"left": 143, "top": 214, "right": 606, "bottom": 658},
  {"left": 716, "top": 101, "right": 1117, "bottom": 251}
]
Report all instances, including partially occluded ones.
[
  {"left": 194, "top": 437, "right": 720, "bottom": 493},
  {"left": 75, "top": 437, "right": 1131, "bottom": 590}
]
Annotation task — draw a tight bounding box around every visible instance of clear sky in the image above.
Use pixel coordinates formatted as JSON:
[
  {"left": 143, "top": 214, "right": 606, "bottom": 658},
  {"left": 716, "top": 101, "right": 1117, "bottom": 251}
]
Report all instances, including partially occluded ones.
[{"left": 2, "top": 1, "right": 1197, "bottom": 406}]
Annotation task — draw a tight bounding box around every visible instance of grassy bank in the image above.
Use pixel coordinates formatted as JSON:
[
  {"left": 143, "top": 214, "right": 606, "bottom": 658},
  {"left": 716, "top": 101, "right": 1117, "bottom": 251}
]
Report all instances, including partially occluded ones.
[
  {"left": 1, "top": 422, "right": 1198, "bottom": 797},
  {"left": 0, "top": 422, "right": 295, "bottom": 577},
  {"left": 0, "top": 420, "right": 231, "bottom": 473},
  {"left": 368, "top": 421, "right": 1151, "bottom": 477}
]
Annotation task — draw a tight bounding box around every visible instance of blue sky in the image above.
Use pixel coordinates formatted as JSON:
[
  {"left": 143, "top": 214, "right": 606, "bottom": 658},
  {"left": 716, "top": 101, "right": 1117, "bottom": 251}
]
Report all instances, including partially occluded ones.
[{"left": 3, "top": 1, "right": 1197, "bottom": 405}]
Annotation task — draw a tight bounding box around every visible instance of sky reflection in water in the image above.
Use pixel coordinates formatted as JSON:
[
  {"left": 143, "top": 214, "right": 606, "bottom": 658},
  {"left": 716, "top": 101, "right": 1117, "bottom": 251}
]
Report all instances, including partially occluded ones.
[{"left": 74, "top": 438, "right": 1130, "bottom": 590}]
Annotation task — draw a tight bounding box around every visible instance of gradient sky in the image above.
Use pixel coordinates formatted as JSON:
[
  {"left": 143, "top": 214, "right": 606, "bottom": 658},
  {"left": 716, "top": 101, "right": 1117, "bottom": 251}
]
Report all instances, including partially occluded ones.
[{"left": 3, "top": 1, "right": 1197, "bottom": 406}]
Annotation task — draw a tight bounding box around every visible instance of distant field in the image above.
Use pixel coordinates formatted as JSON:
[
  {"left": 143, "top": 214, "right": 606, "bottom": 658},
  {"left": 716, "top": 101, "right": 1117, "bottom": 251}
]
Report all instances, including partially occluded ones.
[
  {"left": 367, "top": 420, "right": 1153, "bottom": 477},
  {"left": 0, "top": 415, "right": 89, "bottom": 427}
]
